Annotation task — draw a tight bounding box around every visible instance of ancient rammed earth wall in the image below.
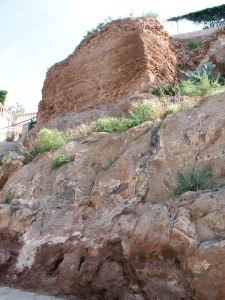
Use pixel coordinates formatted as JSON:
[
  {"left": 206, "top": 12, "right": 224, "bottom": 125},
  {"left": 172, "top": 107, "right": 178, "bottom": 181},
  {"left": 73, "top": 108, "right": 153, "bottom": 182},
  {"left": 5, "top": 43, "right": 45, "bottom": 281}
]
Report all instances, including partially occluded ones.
[{"left": 37, "top": 17, "right": 177, "bottom": 124}]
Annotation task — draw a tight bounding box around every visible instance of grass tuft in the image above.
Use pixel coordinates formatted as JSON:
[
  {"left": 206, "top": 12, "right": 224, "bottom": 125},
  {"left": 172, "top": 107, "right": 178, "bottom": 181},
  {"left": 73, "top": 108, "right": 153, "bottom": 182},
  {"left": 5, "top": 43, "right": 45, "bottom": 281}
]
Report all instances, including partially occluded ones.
[
  {"left": 169, "top": 166, "right": 212, "bottom": 197},
  {"left": 129, "top": 100, "right": 157, "bottom": 124},
  {"left": 51, "top": 154, "right": 70, "bottom": 169},
  {"left": 179, "top": 76, "right": 221, "bottom": 98},
  {"left": 91, "top": 117, "right": 133, "bottom": 133}
]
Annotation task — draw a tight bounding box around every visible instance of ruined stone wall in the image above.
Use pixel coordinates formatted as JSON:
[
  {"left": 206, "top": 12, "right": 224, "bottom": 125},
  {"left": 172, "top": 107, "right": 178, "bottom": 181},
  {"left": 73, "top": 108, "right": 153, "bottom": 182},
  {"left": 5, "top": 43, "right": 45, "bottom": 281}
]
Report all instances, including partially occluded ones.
[{"left": 37, "top": 17, "right": 176, "bottom": 124}]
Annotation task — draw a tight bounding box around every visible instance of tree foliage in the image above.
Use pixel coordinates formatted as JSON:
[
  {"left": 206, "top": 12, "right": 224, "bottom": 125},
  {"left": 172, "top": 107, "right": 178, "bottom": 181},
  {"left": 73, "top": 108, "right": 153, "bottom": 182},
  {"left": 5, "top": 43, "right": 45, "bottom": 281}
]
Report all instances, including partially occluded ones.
[
  {"left": 8, "top": 102, "right": 25, "bottom": 114},
  {"left": 167, "top": 4, "right": 225, "bottom": 28},
  {"left": 0, "top": 90, "right": 8, "bottom": 106}
]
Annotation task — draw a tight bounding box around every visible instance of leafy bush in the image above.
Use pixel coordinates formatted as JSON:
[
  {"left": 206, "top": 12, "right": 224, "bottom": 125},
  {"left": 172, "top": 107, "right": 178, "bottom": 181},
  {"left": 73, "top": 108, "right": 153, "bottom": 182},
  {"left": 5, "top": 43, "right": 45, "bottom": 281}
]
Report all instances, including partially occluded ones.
[
  {"left": 76, "top": 100, "right": 158, "bottom": 137},
  {"left": 129, "top": 100, "right": 157, "bottom": 124},
  {"left": 167, "top": 4, "right": 225, "bottom": 28},
  {"left": 179, "top": 75, "right": 221, "bottom": 98},
  {"left": 152, "top": 83, "right": 178, "bottom": 97},
  {"left": 152, "top": 63, "right": 221, "bottom": 99},
  {"left": 170, "top": 166, "right": 212, "bottom": 197},
  {"left": 185, "top": 62, "right": 221, "bottom": 83},
  {"left": 36, "top": 128, "right": 69, "bottom": 153},
  {"left": 0, "top": 90, "right": 8, "bottom": 106},
  {"left": 51, "top": 154, "right": 70, "bottom": 169}
]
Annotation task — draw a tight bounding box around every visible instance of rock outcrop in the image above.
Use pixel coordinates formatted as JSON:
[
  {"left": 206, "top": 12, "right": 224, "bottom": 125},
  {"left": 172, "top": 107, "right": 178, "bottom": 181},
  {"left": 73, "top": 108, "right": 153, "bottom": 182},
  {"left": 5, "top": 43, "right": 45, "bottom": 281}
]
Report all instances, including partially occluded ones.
[
  {"left": 37, "top": 17, "right": 176, "bottom": 124},
  {"left": 1, "top": 92, "right": 225, "bottom": 299}
]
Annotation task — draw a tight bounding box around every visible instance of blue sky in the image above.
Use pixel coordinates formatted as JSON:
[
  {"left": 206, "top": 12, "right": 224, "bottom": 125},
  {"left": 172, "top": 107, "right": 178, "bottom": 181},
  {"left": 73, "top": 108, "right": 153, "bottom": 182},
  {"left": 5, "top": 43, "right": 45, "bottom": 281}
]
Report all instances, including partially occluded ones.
[{"left": 1, "top": 0, "right": 224, "bottom": 112}]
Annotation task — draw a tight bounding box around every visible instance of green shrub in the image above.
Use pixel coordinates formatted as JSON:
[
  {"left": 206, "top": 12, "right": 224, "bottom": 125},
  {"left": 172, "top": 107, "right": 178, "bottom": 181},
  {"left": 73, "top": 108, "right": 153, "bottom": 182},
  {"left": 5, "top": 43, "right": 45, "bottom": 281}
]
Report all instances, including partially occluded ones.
[
  {"left": 170, "top": 166, "right": 212, "bottom": 197},
  {"left": 129, "top": 100, "right": 157, "bottom": 125},
  {"left": 51, "top": 154, "right": 70, "bottom": 169},
  {"left": 36, "top": 129, "right": 69, "bottom": 153},
  {"left": 179, "top": 75, "right": 221, "bottom": 98},
  {"left": 76, "top": 100, "right": 158, "bottom": 137},
  {"left": 0, "top": 90, "right": 8, "bottom": 106},
  {"left": 152, "top": 83, "right": 178, "bottom": 97},
  {"left": 186, "top": 41, "right": 199, "bottom": 50},
  {"left": 179, "top": 80, "right": 198, "bottom": 97},
  {"left": 162, "top": 106, "right": 179, "bottom": 118},
  {"left": 91, "top": 117, "right": 133, "bottom": 133}
]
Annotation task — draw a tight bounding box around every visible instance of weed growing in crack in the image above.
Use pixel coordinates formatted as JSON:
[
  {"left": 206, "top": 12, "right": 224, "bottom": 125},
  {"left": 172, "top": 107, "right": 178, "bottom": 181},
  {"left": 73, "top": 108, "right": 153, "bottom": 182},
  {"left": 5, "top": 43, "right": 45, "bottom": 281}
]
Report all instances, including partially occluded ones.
[
  {"left": 169, "top": 166, "right": 212, "bottom": 197},
  {"left": 3, "top": 194, "right": 12, "bottom": 204},
  {"left": 51, "top": 154, "right": 71, "bottom": 169}
]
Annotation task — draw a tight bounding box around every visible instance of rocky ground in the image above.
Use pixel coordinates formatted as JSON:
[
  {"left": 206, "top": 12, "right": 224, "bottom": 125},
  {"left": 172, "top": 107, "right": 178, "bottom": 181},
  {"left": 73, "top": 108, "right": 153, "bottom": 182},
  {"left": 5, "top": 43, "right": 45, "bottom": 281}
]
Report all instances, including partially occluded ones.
[{"left": 1, "top": 91, "right": 225, "bottom": 299}]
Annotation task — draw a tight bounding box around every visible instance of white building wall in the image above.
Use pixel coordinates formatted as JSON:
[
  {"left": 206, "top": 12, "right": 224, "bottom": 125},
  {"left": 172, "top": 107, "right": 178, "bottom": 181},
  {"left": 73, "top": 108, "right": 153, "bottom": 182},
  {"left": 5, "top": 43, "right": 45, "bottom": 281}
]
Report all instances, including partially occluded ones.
[
  {"left": 0, "top": 104, "right": 37, "bottom": 142},
  {"left": 0, "top": 115, "right": 10, "bottom": 141}
]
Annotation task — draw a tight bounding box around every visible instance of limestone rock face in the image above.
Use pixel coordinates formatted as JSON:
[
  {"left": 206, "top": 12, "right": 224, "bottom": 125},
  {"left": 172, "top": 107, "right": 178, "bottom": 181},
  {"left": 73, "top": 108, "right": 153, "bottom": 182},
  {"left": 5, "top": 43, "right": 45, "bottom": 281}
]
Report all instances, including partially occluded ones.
[
  {"left": 1, "top": 92, "right": 225, "bottom": 299},
  {"left": 37, "top": 17, "right": 176, "bottom": 124}
]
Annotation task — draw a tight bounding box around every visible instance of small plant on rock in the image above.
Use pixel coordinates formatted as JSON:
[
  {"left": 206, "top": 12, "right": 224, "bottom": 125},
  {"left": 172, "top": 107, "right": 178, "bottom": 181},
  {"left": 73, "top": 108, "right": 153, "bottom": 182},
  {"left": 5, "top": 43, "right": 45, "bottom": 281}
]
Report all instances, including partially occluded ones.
[
  {"left": 162, "top": 105, "right": 180, "bottom": 118},
  {"left": 186, "top": 41, "right": 199, "bottom": 50},
  {"left": 51, "top": 154, "right": 70, "bottom": 169},
  {"left": 152, "top": 83, "right": 179, "bottom": 97},
  {"left": 169, "top": 166, "right": 212, "bottom": 197},
  {"left": 91, "top": 117, "right": 133, "bottom": 133},
  {"left": 3, "top": 195, "right": 12, "bottom": 204},
  {"left": 102, "top": 160, "right": 112, "bottom": 170},
  {"left": 36, "top": 128, "right": 69, "bottom": 153},
  {"left": 179, "top": 75, "right": 221, "bottom": 98},
  {"left": 129, "top": 100, "right": 157, "bottom": 125}
]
